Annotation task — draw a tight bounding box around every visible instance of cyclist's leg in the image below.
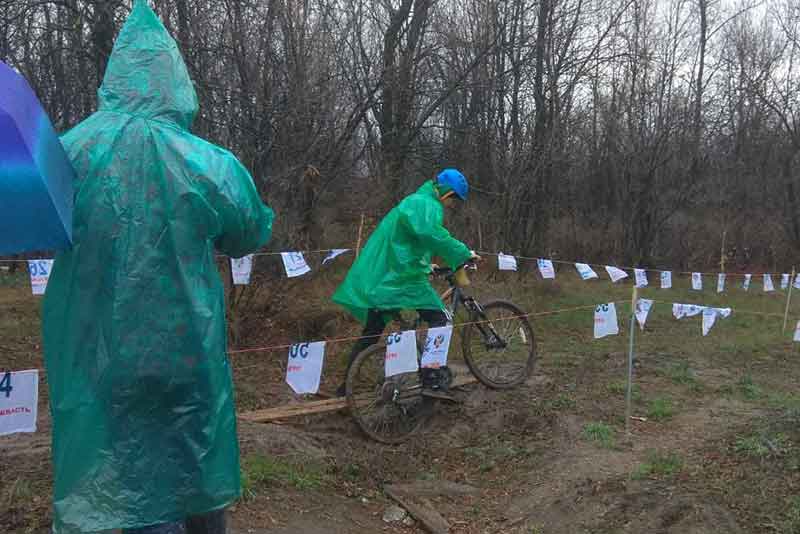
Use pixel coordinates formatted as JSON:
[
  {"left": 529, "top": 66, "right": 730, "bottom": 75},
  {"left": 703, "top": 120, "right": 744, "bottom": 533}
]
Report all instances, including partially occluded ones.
[
  {"left": 417, "top": 309, "right": 447, "bottom": 328},
  {"left": 416, "top": 309, "right": 452, "bottom": 391},
  {"left": 346, "top": 309, "right": 388, "bottom": 371},
  {"left": 185, "top": 509, "right": 226, "bottom": 534},
  {"left": 337, "top": 309, "right": 387, "bottom": 396}
]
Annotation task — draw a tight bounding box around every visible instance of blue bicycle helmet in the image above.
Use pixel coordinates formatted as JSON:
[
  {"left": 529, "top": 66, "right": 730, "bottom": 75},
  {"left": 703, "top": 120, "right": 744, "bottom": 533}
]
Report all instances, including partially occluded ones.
[{"left": 436, "top": 168, "right": 469, "bottom": 201}]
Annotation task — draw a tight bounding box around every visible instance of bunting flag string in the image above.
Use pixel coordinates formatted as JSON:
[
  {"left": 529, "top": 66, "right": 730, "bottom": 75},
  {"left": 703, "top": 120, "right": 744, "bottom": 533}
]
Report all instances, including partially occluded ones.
[
  {"left": 764, "top": 274, "right": 775, "bottom": 292},
  {"left": 605, "top": 266, "right": 628, "bottom": 283},
  {"left": 635, "top": 299, "right": 654, "bottom": 330},
  {"left": 634, "top": 268, "right": 648, "bottom": 288},
  {"left": 691, "top": 273, "right": 703, "bottom": 291},
  {"left": 231, "top": 255, "right": 254, "bottom": 285},
  {"left": 537, "top": 259, "right": 556, "bottom": 279},
  {"left": 498, "top": 252, "right": 518, "bottom": 271},
  {"left": 576, "top": 263, "right": 599, "bottom": 280},
  {"left": 286, "top": 342, "right": 326, "bottom": 395},
  {"left": 281, "top": 252, "right": 312, "bottom": 278},
  {"left": 0, "top": 370, "right": 39, "bottom": 436},
  {"left": 660, "top": 271, "right": 672, "bottom": 289}
]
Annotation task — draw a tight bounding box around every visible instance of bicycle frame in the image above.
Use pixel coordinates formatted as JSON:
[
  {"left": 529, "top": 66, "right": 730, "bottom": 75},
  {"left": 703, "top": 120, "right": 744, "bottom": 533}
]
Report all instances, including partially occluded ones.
[{"left": 441, "top": 278, "right": 508, "bottom": 350}]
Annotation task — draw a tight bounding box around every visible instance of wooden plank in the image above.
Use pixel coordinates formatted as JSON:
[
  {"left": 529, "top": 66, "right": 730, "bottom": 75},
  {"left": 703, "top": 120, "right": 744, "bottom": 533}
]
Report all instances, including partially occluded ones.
[
  {"left": 384, "top": 484, "right": 450, "bottom": 534},
  {"left": 386, "top": 481, "right": 478, "bottom": 498},
  {"left": 238, "top": 375, "right": 478, "bottom": 423}
]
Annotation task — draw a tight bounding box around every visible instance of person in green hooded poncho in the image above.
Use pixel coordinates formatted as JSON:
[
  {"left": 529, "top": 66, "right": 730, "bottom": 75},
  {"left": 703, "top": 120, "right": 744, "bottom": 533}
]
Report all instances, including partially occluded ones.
[
  {"left": 332, "top": 169, "right": 479, "bottom": 396},
  {"left": 41, "top": 2, "right": 274, "bottom": 533}
]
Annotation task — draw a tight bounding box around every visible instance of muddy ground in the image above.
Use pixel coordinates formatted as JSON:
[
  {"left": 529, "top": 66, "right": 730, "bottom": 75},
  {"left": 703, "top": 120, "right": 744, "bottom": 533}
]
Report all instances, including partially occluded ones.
[{"left": 2, "top": 264, "right": 799, "bottom": 533}]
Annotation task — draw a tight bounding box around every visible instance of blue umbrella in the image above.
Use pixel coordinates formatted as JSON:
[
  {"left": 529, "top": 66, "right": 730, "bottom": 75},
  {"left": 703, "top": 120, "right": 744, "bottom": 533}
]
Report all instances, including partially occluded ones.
[{"left": 0, "top": 60, "right": 73, "bottom": 254}]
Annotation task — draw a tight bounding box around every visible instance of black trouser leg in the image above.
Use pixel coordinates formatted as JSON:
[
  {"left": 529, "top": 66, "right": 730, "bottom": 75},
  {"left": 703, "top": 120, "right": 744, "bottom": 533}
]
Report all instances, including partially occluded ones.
[
  {"left": 417, "top": 309, "right": 448, "bottom": 328},
  {"left": 123, "top": 522, "right": 186, "bottom": 534},
  {"left": 345, "top": 309, "right": 388, "bottom": 373},
  {"left": 185, "top": 510, "right": 226, "bottom": 534}
]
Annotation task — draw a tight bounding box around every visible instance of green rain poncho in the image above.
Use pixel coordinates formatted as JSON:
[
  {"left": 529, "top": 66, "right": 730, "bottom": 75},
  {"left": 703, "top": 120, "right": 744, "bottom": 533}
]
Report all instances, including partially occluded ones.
[
  {"left": 333, "top": 181, "right": 472, "bottom": 322},
  {"left": 41, "top": 2, "right": 274, "bottom": 532}
]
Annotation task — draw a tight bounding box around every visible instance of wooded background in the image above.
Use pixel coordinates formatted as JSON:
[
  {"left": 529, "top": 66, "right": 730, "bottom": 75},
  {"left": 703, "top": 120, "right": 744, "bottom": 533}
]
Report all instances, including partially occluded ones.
[{"left": 3, "top": 0, "right": 800, "bottom": 270}]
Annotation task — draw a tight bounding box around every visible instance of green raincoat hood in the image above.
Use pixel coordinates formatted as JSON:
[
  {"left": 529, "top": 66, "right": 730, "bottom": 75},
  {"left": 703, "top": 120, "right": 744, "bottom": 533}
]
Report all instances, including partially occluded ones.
[{"left": 97, "top": 0, "right": 198, "bottom": 129}]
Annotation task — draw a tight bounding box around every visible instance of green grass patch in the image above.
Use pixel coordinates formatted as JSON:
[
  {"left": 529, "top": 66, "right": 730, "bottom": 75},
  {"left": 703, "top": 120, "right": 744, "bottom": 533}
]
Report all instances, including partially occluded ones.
[
  {"left": 667, "top": 360, "right": 697, "bottom": 384},
  {"left": 463, "top": 438, "right": 538, "bottom": 472},
  {"left": 632, "top": 450, "right": 683, "bottom": 479},
  {"left": 737, "top": 375, "right": 764, "bottom": 400},
  {"left": 607, "top": 380, "right": 641, "bottom": 401},
  {"left": 546, "top": 392, "right": 578, "bottom": 411},
  {"left": 582, "top": 422, "right": 615, "bottom": 448},
  {"left": 647, "top": 397, "right": 675, "bottom": 421},
  {"left": 767, "top": 391, "right": 800, "bottom": 412},
  {"left": 783, "top": 496, "right": 800, "bottom": 533},
  {"left": 241, "top": 454, "right": 328, "bottom": 498},
  {"left": 734, "top": 432, "right": 790, "bottom": 459}
]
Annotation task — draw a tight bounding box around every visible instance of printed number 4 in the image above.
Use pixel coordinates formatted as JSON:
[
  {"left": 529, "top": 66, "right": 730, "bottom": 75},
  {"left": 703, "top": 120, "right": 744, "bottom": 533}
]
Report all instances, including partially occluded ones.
[{"left": 0, "top": 372, "right": 12, "bottom": 398}]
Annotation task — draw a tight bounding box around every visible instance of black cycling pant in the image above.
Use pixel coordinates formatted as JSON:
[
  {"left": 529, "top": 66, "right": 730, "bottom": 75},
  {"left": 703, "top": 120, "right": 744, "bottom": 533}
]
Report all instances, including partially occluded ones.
[
  {"left": 345, "top": 309, "right": 448, "bottom": 372},
  {"left": 122, "top": 509, "right": 226, "bottom": 534}
]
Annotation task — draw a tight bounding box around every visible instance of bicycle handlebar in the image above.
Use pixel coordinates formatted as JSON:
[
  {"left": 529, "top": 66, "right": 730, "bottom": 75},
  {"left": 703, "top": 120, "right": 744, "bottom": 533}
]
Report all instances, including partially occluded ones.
[{"left": 431, "top": 260, "right": 477, "bottom": 278}]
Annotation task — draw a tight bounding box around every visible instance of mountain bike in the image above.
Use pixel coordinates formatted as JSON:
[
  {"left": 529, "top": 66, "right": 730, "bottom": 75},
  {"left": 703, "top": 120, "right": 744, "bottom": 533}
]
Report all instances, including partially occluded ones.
[{"left": 345, "top": 263, "right": 536, "bottom": 444}]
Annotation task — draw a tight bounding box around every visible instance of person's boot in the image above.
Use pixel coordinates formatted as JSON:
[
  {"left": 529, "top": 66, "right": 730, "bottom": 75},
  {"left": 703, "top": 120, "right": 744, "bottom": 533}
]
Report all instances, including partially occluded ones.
[
  {"left": 185, "top": 510, "right": 226, "bottom": 534},
  {"left": 123, "top": 522, "right": 186, "bottom": 534}
]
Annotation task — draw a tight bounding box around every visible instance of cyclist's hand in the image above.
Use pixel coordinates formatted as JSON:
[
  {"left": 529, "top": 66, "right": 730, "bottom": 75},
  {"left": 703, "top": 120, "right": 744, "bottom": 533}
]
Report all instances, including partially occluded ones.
[{"left": 430, "top": 263, "right": 440, "bottom": 273}]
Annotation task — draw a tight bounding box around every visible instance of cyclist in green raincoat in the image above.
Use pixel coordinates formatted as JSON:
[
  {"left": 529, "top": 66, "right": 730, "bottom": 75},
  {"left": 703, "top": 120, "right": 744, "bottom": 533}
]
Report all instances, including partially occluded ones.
[
  {"left": 332, "top": 169, "right": 478, "bottom": 395},
  {"left": 41, "top": 2, "right": 273, "bottom": 533}
]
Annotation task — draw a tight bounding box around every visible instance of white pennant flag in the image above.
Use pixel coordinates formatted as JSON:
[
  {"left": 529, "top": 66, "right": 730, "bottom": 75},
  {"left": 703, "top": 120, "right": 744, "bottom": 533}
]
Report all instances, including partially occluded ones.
[
  {"left": 673, "top": 303, "right": 705, "bottom": 320},
  {"left": 764, "top": 274, "right": 775, "bottom": 292},
  {"left": 322, "top": 249, "right": 350, "bottom": 265},
  {"left": 538, "top": 259, "right": 556, "bottom": 279},
  {"left": 794, "top": 274, "right": 800, "bottom": 290},
  {"left": 286, "top": 342, "right": 326, "bottom": 395},
  {"left": 635, "top": 298, "right": 654, "bottom": 330},
  {"left": 281, "top": 252, "right": 312, "bottom": 278},
  {"left": 420, "top": 326, "right": 453, "bottom": 369},
  {"left": 576, "top": 263, "right": 599, "bottom": 280},
  {"left": 743, "top": 274, "right": 752, "bottom": 291},
  {"left": 498, "top": 252, "right": 518, "bottom": 271},
  {"left": 605, "top": 266, "right": 628, "bottom": 283},
  {"left": 717, "top": 273, "right": 726, "bottom": 293},
  {"left": 385, "top": 330, "right": 419, "bottom": 377},
  {"left": 231, "top": 255, "right": 254, "bottom": 285},
  {"left": 794, "top": 321, "right": 800, "bottom": 342},
  {"left": 691, "top": 272, "right": 703, "bottom": 291},
  {"left": 0, "top": 370, "right": 38, "bottom": 436},
  {"left": 702, "top": 307, "right": 732, "bottom": 337},
  {"left": 28, "top": 259, "right": 54, "bottom": 296},
  {"left": 781, "top": 273, "right": 790, "bottom": 290},
  {"left": 660, "top": 271, "right": 672, "bottom": 289},
  {"left": 634, "top": 268, "right": 648, "bottom": 288},
  {"left": 594, "top": 303, "right": 619, "bottom": 339}
]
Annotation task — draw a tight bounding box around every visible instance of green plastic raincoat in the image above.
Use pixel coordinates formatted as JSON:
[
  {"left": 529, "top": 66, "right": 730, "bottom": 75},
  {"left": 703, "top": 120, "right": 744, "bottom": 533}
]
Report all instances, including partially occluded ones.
[
  {"left": 41, "top": 2, "right": 274, "bottom": 532},
  {"left": 333, "top": 181, "right": 472, "bottom": 323}
]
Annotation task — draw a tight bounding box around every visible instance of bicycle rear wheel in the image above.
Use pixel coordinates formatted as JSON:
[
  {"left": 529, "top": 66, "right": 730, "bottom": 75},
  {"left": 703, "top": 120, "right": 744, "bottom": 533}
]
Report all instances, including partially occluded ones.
[
  {"left": 346, "top": 344, "right": 433, "bottom": 444},
  {"left": 462, "top": 299, "right": 535, "bottom": 389}
]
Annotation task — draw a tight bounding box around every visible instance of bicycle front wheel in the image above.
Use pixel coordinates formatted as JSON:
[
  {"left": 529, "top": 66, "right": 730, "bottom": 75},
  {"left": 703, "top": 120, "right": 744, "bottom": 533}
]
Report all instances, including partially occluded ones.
[
  {"left": 346, "top": 344, "right": 433, "bottom": 444},
  {"left": 462, "top": 299, "right": 535, "bottom": 389}
]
